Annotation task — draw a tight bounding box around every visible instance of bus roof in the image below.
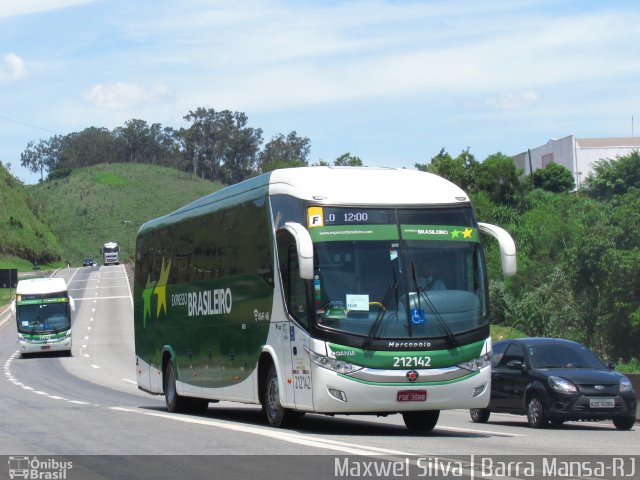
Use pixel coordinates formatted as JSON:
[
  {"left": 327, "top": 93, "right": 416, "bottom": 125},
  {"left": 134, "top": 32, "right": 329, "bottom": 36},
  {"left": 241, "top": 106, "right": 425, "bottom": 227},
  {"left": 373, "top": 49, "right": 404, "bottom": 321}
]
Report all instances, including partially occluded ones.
[
  {"left": 16, "top": 277, "right": 68, "bottom": 296},
  {"left": 267, "top": 167, "right": 467, "bottom": 204},
  {"left": 139, "top": 167, "right": 470, "bottom": 233}
]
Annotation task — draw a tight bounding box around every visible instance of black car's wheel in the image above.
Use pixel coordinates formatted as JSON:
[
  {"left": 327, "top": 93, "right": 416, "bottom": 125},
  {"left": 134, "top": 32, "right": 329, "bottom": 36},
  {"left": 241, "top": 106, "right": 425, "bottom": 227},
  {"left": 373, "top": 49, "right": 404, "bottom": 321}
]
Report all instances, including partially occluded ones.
[
  {"left": 526, "top": 394, "right": 548, "bottom": 428},
  {"left": 263, "top": 364, "right": 299, "bottom": 428},
  {"left": 612, "top": 416, "right": 635, "bottom": 431},
  {"left": 470, "top": 408, "right": 490, "bottom": 423},
  {"left": 402, "top": 410, "right": 440, "bottom": 432}
]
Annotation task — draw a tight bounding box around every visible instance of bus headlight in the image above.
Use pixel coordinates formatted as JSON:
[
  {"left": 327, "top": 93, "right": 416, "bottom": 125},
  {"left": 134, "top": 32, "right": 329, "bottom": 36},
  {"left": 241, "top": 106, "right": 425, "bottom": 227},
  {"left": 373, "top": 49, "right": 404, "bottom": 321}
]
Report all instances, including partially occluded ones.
[
  {"left": 305, "top": 347, "right": 362, "bottom": 374},
  {"left": 458, "top": 354, "right": 490, "bottom": 372}
]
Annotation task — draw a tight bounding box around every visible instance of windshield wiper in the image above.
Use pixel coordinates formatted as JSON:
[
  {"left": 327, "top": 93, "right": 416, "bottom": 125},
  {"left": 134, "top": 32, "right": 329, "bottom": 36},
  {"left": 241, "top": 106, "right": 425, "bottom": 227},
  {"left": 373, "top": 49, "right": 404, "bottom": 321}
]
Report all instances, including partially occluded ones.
[
  {"left": 363, "top": 280, "right": 398, "bottom": 349},
  {"left": 410, "top": 261, "right": 459, "bottom": 348}
]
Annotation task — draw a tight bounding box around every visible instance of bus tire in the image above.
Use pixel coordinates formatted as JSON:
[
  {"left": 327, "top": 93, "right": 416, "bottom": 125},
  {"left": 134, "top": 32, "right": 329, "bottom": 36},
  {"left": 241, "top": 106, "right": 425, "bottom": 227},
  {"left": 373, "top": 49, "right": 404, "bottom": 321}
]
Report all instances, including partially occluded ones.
[
  {"left": 263, "top": 363, "right": 298, "bottom": 428},
  {"left": 164, "top": 361, "right": 190, "bottom": 413},
  {"left": 402, "top": 410, "right": 440, "bottom": 432}
]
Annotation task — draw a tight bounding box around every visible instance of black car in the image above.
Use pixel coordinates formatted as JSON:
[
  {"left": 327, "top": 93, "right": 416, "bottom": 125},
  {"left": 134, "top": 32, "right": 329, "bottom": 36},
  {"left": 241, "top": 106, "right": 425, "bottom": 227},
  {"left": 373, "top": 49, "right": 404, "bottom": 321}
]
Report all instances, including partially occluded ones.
[
  {"left": 82, "top": 258, "right": 94, "bottom": 267},
  {"left": 470, "top": 337, "right": 637, "bottom": 430}
]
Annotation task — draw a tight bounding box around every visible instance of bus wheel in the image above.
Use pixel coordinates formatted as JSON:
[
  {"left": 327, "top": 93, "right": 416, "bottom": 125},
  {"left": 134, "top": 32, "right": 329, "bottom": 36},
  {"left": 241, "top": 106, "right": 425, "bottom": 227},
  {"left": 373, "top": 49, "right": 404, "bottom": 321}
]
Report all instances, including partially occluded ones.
[
  {"left": 263, "top": 364, "right": 298, "bottom": 428},
  {"left": 164, "top": 361, "right": 189, "bottom": 413},
  {"left": 402, "top": 410, "right": 440, "bottom": 432}
]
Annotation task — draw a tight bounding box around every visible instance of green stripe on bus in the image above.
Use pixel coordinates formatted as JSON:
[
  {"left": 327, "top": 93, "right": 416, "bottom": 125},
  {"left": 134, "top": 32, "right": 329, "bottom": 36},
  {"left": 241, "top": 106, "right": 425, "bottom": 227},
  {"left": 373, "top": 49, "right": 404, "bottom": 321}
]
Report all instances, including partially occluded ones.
[
  {"left": 17, "top": 297, "right": 68, "bottom": 306},
  {"left": 400, "top": 225, "right": 480, "bottom": 242},
  {"left": 328, "top": 339, "right": 485, "bottom": 369},
  {"left": 309, "top": 225, "right": 399, "bottom": 242}
]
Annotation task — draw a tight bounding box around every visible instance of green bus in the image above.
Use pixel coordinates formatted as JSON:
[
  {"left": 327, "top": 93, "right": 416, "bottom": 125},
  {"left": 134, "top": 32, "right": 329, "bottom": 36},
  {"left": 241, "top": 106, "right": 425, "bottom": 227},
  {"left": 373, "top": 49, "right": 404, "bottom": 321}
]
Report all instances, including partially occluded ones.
[{"left": 133, "top": 167, "right": 516, "bottom": 431}]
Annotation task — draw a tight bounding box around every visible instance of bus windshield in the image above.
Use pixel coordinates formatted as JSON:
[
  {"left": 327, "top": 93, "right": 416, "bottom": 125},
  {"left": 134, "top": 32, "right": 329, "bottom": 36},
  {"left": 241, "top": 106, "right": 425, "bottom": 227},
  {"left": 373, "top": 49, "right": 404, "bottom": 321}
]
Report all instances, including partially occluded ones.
[
  {"left": 311, "top": 207, "right": 487, "bottom": 340},
  {"left": 16, "top": 300, "right": 71, "bottom": 334}
]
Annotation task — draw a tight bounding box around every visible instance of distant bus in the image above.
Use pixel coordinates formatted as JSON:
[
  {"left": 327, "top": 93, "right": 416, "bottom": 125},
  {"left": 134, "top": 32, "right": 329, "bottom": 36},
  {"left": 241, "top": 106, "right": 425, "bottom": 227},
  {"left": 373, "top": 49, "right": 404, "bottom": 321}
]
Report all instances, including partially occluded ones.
[
  {"left": 12, "top": 277, "right": 74, "bottom": 357},
  {"left": 133, "top": 167, "right": 516, "bottom": 431},
  {"left": 102, "top": 242, "right": 120, "bottom": 265}
]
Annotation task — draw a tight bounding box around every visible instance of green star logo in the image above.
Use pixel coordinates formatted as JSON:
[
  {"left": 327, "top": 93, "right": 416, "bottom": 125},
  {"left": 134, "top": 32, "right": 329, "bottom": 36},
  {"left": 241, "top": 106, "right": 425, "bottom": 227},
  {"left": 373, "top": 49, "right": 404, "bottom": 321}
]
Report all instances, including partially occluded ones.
[
  {"left": 154, "top": 257, "right": 171, "bottom": 318},
  {"left": 142, "top": 274, "right": 155, "bottom": 327}
]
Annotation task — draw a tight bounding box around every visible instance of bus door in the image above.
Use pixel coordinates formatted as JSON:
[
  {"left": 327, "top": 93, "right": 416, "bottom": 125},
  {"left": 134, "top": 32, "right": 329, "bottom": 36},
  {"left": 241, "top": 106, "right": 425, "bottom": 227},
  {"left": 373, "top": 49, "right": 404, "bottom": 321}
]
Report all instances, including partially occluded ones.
[
  {"left": 289, "top": 322, "right": 313, "bottom": 409},
  {"left": 278, "top": 232, "right": 314, "bottom": 410}
]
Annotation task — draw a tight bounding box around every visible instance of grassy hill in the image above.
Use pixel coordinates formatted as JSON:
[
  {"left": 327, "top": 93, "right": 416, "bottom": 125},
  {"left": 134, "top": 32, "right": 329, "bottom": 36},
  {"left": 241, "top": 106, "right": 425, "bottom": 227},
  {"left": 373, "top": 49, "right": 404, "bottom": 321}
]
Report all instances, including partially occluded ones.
[
  {"left": 0, "top": 163, "right": 63, "bottom": 265},
  {"left": 27, "top": 163, "right": 222, "bottom": 265}
]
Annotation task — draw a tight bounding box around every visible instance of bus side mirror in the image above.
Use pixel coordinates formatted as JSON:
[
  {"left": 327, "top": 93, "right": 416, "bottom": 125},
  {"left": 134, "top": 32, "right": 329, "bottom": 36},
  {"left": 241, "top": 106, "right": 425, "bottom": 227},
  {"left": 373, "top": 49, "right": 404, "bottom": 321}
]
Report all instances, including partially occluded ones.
[
  {"left": 282, "top": 222, "right": 314, "bottom": 280},
  {"left": 478, "top": 222, "right": 517, "bottom": 276},
  {"left": 10, "top": 300, "right": 16, "bottom": 315},
  {"left": 69, "top": 296, "right": 76, "bottom": 312}
]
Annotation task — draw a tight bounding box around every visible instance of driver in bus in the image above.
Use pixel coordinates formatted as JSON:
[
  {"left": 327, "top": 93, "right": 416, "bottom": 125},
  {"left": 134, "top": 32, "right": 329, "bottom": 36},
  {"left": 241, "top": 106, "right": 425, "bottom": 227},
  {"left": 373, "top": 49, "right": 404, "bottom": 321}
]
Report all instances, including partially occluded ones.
[{"left": 417, "top": 263, "right": 446, "bottom": 291}]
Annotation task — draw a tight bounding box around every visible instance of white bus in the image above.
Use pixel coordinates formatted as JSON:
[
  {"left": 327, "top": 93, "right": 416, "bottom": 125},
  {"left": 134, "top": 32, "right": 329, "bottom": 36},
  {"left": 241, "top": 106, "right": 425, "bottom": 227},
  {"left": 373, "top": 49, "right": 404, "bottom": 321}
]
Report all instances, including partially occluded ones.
[
  {"left": 12, "top": 277, "right": 74, "bottom": 357},
  {"left": 134, "top": 167, "right": 516, "bottom": 431}
]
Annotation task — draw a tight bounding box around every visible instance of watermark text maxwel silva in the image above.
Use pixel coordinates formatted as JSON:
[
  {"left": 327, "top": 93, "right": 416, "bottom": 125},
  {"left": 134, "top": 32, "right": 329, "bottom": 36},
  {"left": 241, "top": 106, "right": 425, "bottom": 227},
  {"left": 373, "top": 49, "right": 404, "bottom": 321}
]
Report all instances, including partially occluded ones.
[{"left": 334, "top": 456, "right": 638, "bottom": 479}]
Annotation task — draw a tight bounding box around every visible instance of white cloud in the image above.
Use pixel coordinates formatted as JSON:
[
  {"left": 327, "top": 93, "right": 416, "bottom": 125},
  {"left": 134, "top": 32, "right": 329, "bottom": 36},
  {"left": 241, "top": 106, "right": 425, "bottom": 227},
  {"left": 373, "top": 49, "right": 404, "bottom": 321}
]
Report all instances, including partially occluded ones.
[
  {"left": 486, "top": 91, "right": 540, "bottom": 111},
  {"left": 84, "top": 82, "right": 173, "bottom": 110},
  {"left": 0, "top": 0, "right": 96, "bottom": 19},
  {"left": 0, "top": 53, "right": 27, "bottom": 83}
]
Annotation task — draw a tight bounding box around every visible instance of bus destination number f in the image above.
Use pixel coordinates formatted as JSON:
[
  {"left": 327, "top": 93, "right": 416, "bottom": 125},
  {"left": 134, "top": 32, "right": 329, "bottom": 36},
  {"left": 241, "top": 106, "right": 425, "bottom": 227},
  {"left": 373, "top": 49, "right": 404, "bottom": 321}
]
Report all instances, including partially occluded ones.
[{"left": 393, "top": 356, "right": 431, "bottom": 368}]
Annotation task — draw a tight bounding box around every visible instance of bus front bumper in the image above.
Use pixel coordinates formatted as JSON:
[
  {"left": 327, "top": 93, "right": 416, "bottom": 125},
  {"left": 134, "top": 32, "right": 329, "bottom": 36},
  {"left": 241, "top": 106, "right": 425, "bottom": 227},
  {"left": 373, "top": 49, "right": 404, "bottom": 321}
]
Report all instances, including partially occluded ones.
[
  {"left": 310, "top": 363, "right": 490, "bottom": 413},
  {"left": 19, "top": 333, "right": 72, "bottom": 354}
]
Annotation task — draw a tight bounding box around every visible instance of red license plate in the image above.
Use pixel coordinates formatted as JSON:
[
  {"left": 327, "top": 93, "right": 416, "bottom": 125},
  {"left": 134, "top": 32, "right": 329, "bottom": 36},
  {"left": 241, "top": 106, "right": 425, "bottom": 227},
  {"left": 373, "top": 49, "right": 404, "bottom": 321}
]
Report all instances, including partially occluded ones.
[{"left": 397, "top": 390, "right": 427, "bottom": 402}]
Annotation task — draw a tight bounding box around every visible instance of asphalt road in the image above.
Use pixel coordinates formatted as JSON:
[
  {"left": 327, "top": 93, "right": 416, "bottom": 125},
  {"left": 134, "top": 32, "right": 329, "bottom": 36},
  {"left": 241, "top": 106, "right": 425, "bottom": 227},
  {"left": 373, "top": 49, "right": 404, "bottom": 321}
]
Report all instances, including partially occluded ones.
[{"left": 0, "top": 266, "right": 638, "bottom": 479}]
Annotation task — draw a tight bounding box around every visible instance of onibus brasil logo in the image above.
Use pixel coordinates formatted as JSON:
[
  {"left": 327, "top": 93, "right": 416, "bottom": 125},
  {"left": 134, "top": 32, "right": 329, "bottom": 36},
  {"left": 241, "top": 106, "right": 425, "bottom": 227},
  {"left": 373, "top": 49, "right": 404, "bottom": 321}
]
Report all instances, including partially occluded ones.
[
  {"left": 141, "top": 257, "right": 232, "bottom": 327},
  {"left": 8, "top": 456, "right": 72, "bottom": 479}
]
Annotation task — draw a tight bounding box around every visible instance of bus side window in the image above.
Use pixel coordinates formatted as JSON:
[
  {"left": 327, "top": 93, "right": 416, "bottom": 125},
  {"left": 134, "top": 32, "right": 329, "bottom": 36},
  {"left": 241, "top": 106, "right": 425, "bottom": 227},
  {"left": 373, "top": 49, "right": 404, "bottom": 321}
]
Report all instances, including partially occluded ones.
[
  {"left": 277, "top": 231, "right": 310, "bottom": 330},
  {"left": 287, "top": 245, "right": 309, "bottom": 329}
]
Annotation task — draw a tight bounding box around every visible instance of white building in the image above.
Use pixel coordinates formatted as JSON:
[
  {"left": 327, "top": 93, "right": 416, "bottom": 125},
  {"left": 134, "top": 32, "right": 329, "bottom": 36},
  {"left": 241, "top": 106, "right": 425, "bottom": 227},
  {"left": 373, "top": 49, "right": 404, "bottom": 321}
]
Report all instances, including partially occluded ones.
[{"left": 513, "top": 136, "right": 640, "bottom": 188}]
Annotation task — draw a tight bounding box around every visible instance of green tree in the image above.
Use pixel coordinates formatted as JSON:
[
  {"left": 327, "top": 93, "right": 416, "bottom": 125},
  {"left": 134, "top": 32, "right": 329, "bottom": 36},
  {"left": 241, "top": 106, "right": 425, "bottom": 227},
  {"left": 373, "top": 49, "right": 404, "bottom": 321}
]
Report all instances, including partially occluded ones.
[
  {"left": 259, "top": 131, "right": 310, "bottom": 173},
  {"left": 333, "top": 152, "right": 363, "bottom": 166},
  {"left": 181, "top": 108, "right": 262, "bottom": 183},
  {"left": 475, "top": 152, "right": 524, "bottom": 204},
  {"left": 416, "top": 148, "right": 478, "bottom": 192},
  {"left": 531, "top": 162, "right": 575, "bottom": 193},
  {"left": 583, "top": 151, "right": 640, "bottom": 199},
  {"left": 20, "top": 136, "right": 66, "bottom": 181},
  {"left": 58, "top": 127, "right": 118, "bottom": 169}
]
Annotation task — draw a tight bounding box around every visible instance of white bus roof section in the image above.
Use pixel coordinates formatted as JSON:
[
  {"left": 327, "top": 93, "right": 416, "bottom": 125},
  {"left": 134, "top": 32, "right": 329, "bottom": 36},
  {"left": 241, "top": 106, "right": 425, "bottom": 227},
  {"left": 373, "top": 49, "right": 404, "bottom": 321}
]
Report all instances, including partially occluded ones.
[
  {"left": 268, "top": 167, "right": 469, "bottom": 205},
  {"left": 16, "top": 277, "right": 68, "bottom": 296}
]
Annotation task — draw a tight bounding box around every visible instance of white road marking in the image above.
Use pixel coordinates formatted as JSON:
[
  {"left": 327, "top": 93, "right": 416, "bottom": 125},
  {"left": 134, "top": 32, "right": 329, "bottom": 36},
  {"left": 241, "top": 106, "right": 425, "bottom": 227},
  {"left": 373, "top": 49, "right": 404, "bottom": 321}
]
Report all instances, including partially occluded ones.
[
  {"left": 91, "top": 365, "right": 100, "bottom": 369},
  {"left": 436, "top": 425, "right": 527, "bottom": 437},
  {"left": 122, "top": 379, "right": 137, "bottom": 385},
  {"left": 109, "top": 407, "right": 416, "bottom": 456}
]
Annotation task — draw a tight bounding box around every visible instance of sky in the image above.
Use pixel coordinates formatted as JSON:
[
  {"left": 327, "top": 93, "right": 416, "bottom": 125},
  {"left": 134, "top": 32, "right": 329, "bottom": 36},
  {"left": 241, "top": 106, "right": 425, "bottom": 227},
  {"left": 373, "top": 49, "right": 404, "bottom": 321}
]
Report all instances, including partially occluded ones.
[{"left": 1, "top": 0, "right": 639, "bottom": 184}]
